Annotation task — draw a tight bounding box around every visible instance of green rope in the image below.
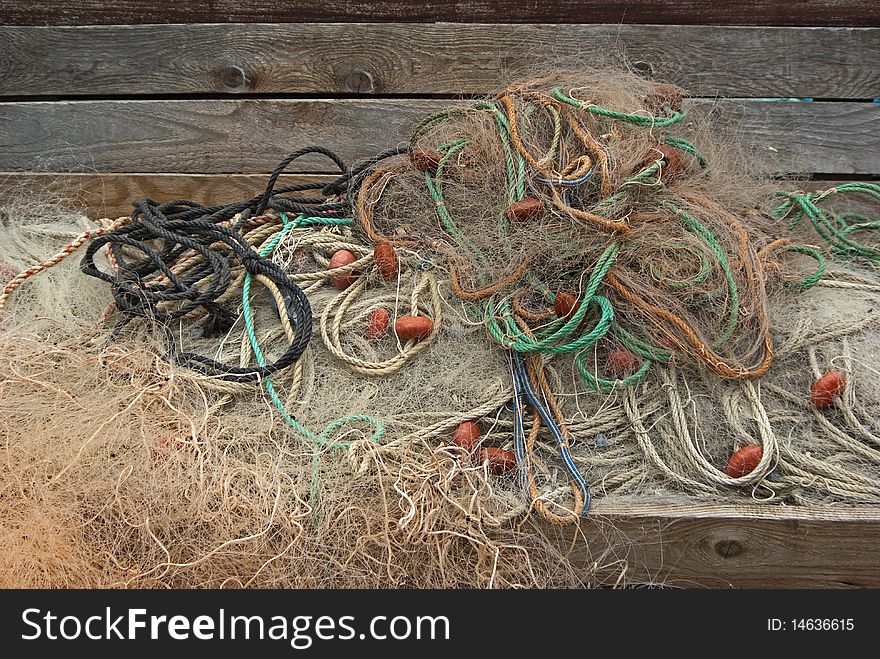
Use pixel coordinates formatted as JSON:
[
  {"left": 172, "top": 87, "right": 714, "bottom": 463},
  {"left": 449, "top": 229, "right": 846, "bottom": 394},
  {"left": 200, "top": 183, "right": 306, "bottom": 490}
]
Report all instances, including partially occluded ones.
[
  {"left": 587, "top": 163, "right": 663, "bottom": 220},
  {"left": 614, "top": 325, "right": 672, "bottom": 364},
  {"left": 472, "top": 100, "right": 526, "bottom": 202},
  {"left": 663, "top": 201, "right": 740, "bottom": 346},
  {"left": 475, "top": 99, "right": 525, "bottom": 254},
  {"left": 649, "top": 243, "right": 712, "bottom": 288},
  {"left": 576, "top": 349, "right": 653, "bottom": 392},
  {"left": 484, "top": 243, "right": 619, "bottom": 354},
  {"left": 574, "top": 324, "right": 670, "bottom": 393},
  {"left": 590, "top": 140, "right": 701, "bottom": 217},
  {"left": 835, "top": 211, "right": 880, "bottom": 233},
  {"left": 779, "top": 244, "right": 827, "bottom": 291},
  {"left": 412, "top": 107, "right": 468, "bottom": 142},
  {"left": 664, "top": 135, "right": 709, "bottom": 169},
  {"left": 295, "top": 216, "right": 353, "bottom": 228},
  {"left": 422, "top": 101, "right": 528, "bottom": 287},
  {"left": 242, "top": 211, "right": 384, "bottom": 524},
  {"left": 774, "top": 183, "right": 880, "bottom": 262},
  {"left": 550, "top": 87, "right": 686, "bottom": 128},
  {"left": 424, "top": 139, "right": 493, "bottom": 274}
]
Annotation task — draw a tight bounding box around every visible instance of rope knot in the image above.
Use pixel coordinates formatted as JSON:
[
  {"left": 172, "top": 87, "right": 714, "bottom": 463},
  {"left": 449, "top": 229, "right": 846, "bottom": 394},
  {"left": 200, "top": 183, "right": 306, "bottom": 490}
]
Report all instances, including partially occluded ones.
[{"left": 240, "top": 253, "right": 264, "bottom": 274}]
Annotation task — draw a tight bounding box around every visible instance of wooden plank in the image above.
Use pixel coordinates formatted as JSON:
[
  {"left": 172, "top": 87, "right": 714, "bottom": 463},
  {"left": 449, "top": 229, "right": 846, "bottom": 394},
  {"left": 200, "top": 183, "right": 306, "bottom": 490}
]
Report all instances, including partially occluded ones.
[
  {"left": 718, "top": 100, "right": 880, "bottom": 175},
  {"left": 566, "top": 502, "right": 880, "bottom": 587},
  {"left": 3, "top": 173, "right": 874, "bottom": 221},
  {"left": 0, "top": 98, "right": 439, "bottom": 174},
  {"left": 0, "top": 1, "right": 876, "bottom": 27},
  {"left": 0, "top": 99, "right": 876, "bottom": 175},
  {"left": 5, "top": 173, "right": 874, "bottom": 221},
  {"left": 1, "top": 24, "right": 877, "bottom": 99},
  {"left": 0, "top": 172, "right": 335, "bottom": 219}
]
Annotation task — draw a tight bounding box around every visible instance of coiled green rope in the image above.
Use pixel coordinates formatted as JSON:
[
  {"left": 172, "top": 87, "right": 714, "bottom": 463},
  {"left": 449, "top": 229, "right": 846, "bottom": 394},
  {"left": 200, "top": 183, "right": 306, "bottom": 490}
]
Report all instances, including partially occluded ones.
[{"left": 774, "top": 183, "right": 880, "bottom": 262}]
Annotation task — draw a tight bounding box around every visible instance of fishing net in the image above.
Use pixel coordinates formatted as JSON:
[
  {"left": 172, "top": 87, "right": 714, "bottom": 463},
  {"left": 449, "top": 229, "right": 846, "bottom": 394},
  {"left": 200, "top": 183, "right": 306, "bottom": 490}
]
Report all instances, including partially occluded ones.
[{"left": 1, "top": 68, "right": 879, "bottom": 588}]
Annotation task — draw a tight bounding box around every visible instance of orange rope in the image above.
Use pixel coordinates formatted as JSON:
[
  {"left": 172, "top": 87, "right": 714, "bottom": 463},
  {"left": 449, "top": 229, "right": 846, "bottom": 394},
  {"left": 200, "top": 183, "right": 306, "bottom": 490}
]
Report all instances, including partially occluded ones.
[
  {"left": 355, "top": 165, "right": 420, "bottom": 248},
  {"left": 449, "top": 258, "right": 532, "bottom": 301}
]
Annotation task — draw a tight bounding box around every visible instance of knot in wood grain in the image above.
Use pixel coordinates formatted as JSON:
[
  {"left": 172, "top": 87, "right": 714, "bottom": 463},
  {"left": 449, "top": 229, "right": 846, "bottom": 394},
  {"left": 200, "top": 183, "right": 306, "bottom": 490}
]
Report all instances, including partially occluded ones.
[
  {"left": 632, "top": 61, "right": 654, "bottom": 77},
  {"left": 343, "top": 70, "right": 375, "bottom": 94},
  {"left": 218, "top": 64, "right": 252, "bottom": 92},
  {"left": 714, "top": 539, "right": 744, "bottom": 558}
]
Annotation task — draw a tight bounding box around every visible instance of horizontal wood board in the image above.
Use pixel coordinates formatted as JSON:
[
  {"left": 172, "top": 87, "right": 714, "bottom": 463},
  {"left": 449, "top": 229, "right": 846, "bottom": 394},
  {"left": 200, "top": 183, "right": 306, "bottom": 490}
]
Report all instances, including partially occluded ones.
[
  {"left": 569, "top": 502, "right": 880, "bottom": 587},
  {"left": 3, "top": 173, "right": 876, "bottom": 221},
  {"left": 0, "top": 24, "right": 877, "bottom": 99},
  {"left": 1, "top": 99, "right": 877, "bottom": 176},
  {"left": 0, "top": 1, "right": 877, "bottom": 27}
]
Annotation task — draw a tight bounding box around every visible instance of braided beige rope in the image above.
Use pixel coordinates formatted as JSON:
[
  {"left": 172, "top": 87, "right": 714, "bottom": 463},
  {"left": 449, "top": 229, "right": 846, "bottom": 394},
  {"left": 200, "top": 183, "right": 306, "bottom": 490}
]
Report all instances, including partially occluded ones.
[
  {"left": 623, "top": 386, "right": 716, "bottom": 494},
  {"left": 321, "top": 269, "right": 442, "bottom": 376},
  {"left": 777, "top": 449, "right": 880, "bottom": 498},
  {"left": 661, "top": 370, "right": 775, "bottom": 488},
  {"left": 400, "top": 387, "right": 514, "bottom": 445}
]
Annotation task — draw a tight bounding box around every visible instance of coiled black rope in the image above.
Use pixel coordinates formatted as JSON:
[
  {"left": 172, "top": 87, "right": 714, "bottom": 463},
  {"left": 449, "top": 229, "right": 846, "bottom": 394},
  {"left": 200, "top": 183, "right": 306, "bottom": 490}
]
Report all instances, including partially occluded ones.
[{"left": 80, "top": 145, "right": 408, "bottom": 381}]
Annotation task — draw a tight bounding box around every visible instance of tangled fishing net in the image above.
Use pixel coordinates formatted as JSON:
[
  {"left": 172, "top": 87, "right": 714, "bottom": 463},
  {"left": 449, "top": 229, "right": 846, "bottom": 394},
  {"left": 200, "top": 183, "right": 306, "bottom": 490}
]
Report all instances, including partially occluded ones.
[{"left": 2, "top": 67, "right": 880, "bottom": 588}]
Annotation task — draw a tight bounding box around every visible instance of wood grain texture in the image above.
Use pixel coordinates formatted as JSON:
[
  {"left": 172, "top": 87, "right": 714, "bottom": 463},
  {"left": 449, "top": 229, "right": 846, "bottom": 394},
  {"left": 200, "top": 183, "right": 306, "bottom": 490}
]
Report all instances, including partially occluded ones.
[
  {"left": 3, "top": 173, "right": 869, "bottom": 221},
  {"left": 565, "top": 503, "right": 880, "bottom": 587},
  {"left": 0, "top": 98, "right": 437, "bottom": 174},
  {"left": 0, "top": 1, "right": 876, "bottom": 27},
  {"left": 0, "top": 172, "right": 335, "bottom": 219},
  {"left": 2, "top": 24, "right": 877, "bottom": 99},
  {"left": 1, "top": 99, "right": 877, "bottom": 175}
]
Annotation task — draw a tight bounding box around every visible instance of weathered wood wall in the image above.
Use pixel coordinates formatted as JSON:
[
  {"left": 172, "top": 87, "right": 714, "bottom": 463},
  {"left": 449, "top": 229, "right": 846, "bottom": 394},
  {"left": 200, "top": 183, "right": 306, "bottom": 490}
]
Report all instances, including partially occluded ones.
[
  {"left": 1, "top": 1, "right": 878, "bottom": 587},
  {"left": 1, "top": 21, "right": 877, "bottom": 217},
  {"left": 1, "top": 99, "right": 876, "bottom": 174},
  {"left": 1, "top": 24, "right": 876, "bottom": 98},
  {"left": 1, "top": 1, "right": 877, "bottom": 26}
]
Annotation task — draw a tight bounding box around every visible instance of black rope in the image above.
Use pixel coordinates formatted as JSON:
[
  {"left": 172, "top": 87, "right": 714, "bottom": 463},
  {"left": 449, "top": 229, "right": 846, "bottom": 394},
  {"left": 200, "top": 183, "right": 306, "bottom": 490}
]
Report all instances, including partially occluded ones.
[
  {"left": 322, "top": 145, "right": 412, "bottom": 199},
  {"left": 80, "top": 146, "right": 408, "bottom": 381}
]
